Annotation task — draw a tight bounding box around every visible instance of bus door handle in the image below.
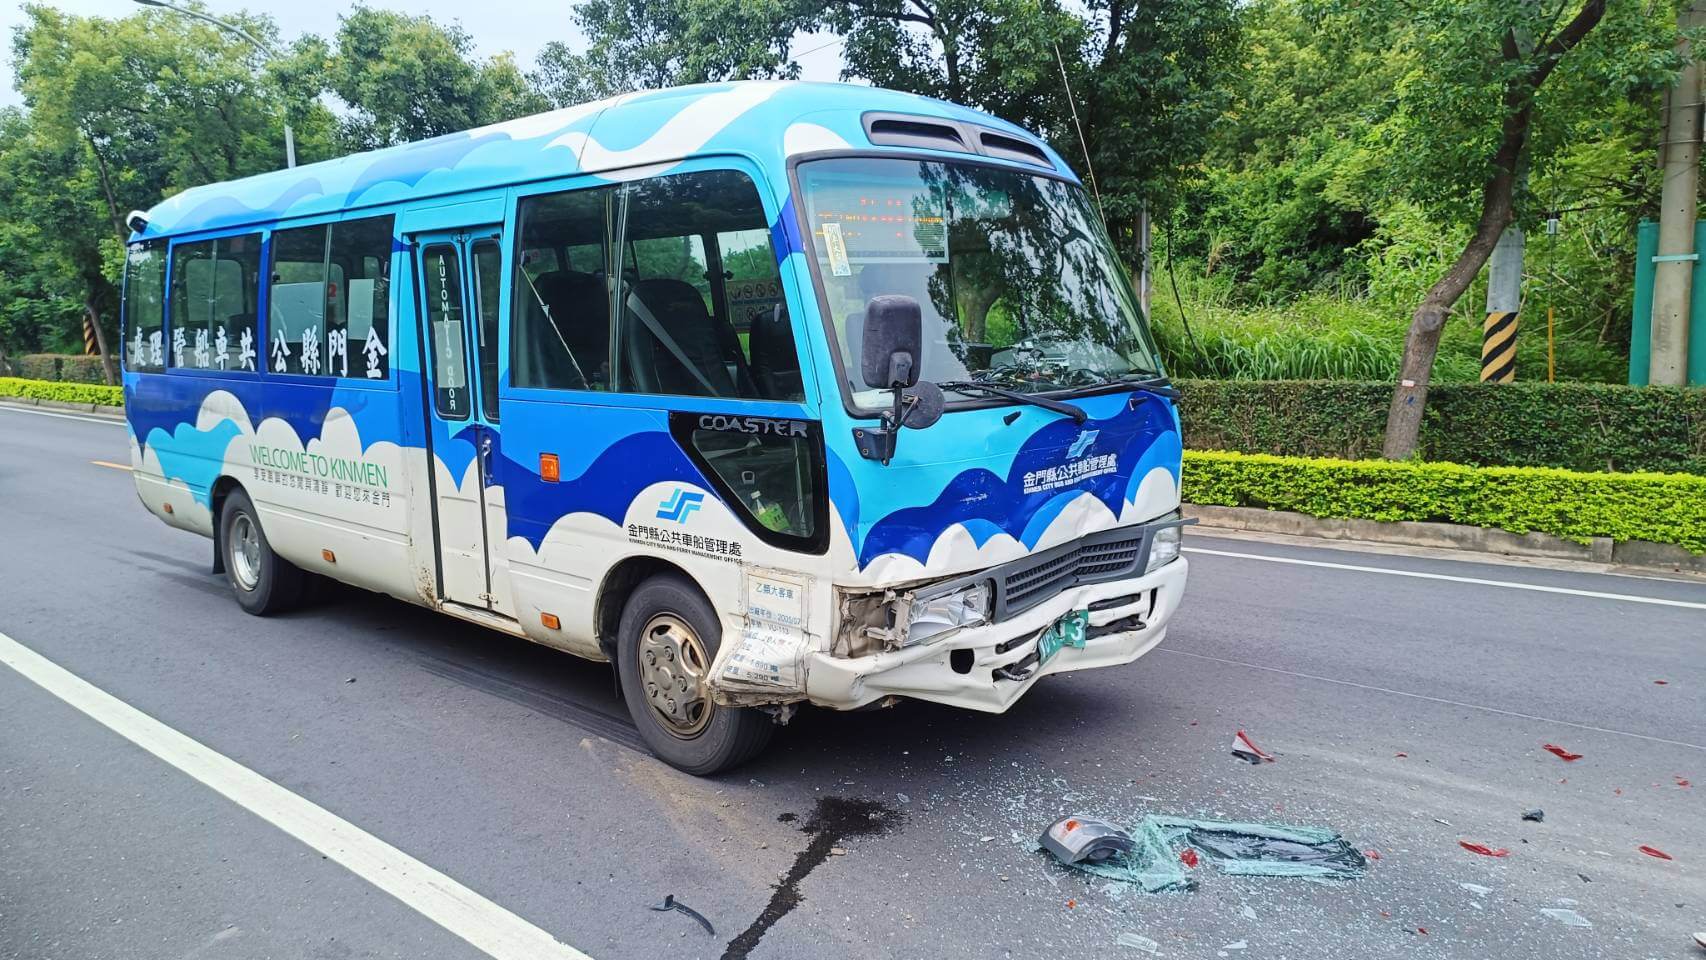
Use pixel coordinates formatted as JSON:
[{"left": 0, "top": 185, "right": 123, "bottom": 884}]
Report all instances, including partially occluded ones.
[{"left": 479, "top": 433, "right": 494, "bottom": 481}]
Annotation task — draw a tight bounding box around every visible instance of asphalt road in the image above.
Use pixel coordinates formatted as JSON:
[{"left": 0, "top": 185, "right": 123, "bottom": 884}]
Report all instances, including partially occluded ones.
[{"left": 1, "top": 402, "right": 1702, "bottom": 960}]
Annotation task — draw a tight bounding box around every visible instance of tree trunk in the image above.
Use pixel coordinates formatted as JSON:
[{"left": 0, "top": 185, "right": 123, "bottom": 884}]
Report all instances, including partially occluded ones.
[
  {"left": 1380, "top": 207, "right": 1511, "bottom": 458},
  {"left": 1380, "top": 0, "right": 1607, "bottom": 459}
]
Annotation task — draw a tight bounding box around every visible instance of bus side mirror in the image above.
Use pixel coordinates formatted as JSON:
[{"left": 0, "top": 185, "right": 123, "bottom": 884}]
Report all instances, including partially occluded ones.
[
  {"left": 861, "top": 295, "right": 922, "bottom": 389},
  {"left": 854, "top": 296, "right": 941, "bottom": 465}
]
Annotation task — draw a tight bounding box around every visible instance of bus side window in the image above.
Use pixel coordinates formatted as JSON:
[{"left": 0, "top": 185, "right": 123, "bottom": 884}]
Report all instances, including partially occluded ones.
[
  {"left": 270, "top": 216, "right": 394, "bottom": 379},
  {"left": 123, "top": 242, "right": 167, "bottom": 372},
  {"left": 328, "top": 215, "right": 394, "bottom": 379},
  {"left": 167, "top": 234, "right": 260, "bottom": 371},
  {"left": 269, "top": 224, "right": 329, "bottom": 375},
  {"left": 613, "top": 170, "right": 803, "bottom": 402},
  {"left": 511, "top": 186, "right": 616, "bottom": 391}
]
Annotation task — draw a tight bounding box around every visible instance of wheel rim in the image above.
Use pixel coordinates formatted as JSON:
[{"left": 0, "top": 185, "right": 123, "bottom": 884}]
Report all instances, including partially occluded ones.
[
  {"left": 230, "top": 513, "right": 262, "bottom": 591},
  {"left": 637, "top": 613, "right": 713, "bottom": 738}
]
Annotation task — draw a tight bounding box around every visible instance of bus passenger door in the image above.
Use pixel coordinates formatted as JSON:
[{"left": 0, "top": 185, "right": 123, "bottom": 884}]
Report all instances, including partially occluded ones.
[{"left": 413, "top": 226, "right": 513, "bottom": 616}]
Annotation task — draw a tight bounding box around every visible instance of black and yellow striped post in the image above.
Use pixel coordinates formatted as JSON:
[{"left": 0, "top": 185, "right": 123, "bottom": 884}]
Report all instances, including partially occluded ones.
[
  {"left": 1480, "top": 310, "right": 1518, "bottom": 382},
  {"left": 82, "top": 315, "right": 98, "bottom": 356},
  {"left": 1481, "top": 226, "right": 1524, "bottom": 383}
]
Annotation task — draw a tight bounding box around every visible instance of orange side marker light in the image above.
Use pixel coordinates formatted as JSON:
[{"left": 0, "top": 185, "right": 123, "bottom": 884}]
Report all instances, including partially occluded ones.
[
  {"left": 541, "top": 612, "right": 561, "bottom": 630},
  {"left": 540, "top": 453, "right": 559, "bottom": 483},
  {"left": 322, "top": 549, "right": 337, "bottom": 563}
]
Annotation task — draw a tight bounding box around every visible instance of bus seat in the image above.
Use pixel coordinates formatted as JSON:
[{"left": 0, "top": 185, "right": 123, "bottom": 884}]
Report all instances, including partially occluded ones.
[
  {"left": 746, "top": 304, "right": 802, "bottom": 400},
  {"left": 622, "top": 277, "right": 744, "bottom": 398},
  {"left": 529, "top": 270, "right": 609, "bottom": 389}
]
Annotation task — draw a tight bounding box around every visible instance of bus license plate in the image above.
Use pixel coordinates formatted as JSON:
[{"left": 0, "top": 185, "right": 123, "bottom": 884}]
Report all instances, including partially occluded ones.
[{"left": 1038, "top": 610, "right": 1089, "bottom": 664}]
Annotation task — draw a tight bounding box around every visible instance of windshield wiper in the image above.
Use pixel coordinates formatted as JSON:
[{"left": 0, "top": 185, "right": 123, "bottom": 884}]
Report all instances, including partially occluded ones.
[
  {"left": 938, "top": 380, "right": 1088, "bottom": 423},
  {"left": 1060, "top": 372, "right": 1181, "bottom": 400}
]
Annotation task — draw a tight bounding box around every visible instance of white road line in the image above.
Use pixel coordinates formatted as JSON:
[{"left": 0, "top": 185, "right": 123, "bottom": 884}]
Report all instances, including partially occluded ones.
[
  {"left": 90, "top": 459, "right": 133, "bottom": 471},
  {"left": 1184, "top": 546, "right": 1706, "bottom": 611},
  {"left": 1158, "top": 647, "right": 1706, "bottom": 753},
  {"left": 0, "top": 404, "right": 124, "bottom": 426},
  {"left": 0, "top": 630, "right": 595, "bottom": 960}
]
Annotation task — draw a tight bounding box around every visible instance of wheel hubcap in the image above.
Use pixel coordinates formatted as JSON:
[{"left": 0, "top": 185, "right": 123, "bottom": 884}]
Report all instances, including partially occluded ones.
[
  {"left": 637, "top": 613, "right": 713, "bottom": 738},
  {"left": 231, "top": 513, "right": 262, "bottom": 591}
]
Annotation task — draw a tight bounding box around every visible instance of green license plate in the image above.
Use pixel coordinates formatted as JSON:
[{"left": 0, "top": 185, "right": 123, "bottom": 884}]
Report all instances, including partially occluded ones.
[{"left": 1038, "top": 610, "right": 1089, "bottom": 664}]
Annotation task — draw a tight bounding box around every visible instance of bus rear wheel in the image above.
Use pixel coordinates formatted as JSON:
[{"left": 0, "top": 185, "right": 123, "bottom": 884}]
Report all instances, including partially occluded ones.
[
  {"left": 219, "top": 489, "right": 306, "bottom": 616},
  {"left": 617, "top": 573, "right": 773, "bottom": 775}
]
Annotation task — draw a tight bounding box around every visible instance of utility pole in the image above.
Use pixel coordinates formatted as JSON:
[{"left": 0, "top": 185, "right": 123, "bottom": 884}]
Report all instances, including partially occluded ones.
[
  {"left": 1481, "top": 227, "right": 1524, "bottom": 382},
  {"left": 1651, "top": 0, "right": 1705, "bottom": 386}
]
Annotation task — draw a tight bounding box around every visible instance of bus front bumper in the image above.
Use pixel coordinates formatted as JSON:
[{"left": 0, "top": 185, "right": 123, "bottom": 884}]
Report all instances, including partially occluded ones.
[{"left": 803, "top": 556, "right": 1188, "bottom": 713}]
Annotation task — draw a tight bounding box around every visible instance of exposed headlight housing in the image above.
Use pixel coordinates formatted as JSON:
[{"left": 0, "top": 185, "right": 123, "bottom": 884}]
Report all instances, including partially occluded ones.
[
  {"left": 1146, "top": 520, "right": 1183, "bottom": 573},
  {"left": 905, "top": 580, "right": 991, "bottom": 646}
]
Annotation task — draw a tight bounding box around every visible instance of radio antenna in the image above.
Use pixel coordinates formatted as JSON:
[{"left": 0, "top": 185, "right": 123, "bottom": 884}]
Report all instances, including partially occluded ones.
[{"left": 1053, "top": 42, "right": 1104, "bottom": 217}]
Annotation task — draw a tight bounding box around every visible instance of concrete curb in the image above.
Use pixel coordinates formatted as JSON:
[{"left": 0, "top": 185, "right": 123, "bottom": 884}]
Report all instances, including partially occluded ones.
[
  {"left": 1185, "top": 503, "right": 1706, "bottom": 576},
  {"left": 0, "top": 395, "right": 126, "bottom": 420}
]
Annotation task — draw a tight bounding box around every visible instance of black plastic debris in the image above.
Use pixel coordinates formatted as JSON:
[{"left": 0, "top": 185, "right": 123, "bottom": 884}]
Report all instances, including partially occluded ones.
[
  {"left": 1522, "top": 808, "right": 1545, "bottom": 822},
  {"left": 651, "top": 894, "right": 715, "bottom": 935}
]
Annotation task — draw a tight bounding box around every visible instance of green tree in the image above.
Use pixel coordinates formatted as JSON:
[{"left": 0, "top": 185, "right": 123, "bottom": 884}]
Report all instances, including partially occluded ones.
[
  {"left": 534, "top": 0, "right": 802, "bottom": 104},
  {"left": 1315, "top": 0, "right": 1686, "bottom": 457},
  {"left": 9, "top": 4, "right": 315, "bottom": 381},
  {"left": 552, "top": 0, "right": 1241, "bottom": 263},
  {"left": 316, "top": 7, "right": 549, "bottom": 149}
]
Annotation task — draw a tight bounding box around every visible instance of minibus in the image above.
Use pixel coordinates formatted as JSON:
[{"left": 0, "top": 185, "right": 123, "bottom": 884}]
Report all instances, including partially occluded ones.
[{"left": 122, "top": 81, "right": 1189, "bottom": 773}]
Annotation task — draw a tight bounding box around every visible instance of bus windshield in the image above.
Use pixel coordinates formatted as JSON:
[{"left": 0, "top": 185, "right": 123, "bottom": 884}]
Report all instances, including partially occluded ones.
[{"left": 799, "top": 156, "right": 1163, "bottom": 407}]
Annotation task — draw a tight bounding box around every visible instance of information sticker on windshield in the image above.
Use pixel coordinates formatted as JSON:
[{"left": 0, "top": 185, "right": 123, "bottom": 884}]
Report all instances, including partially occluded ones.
[{"left": 821, "top": 222, "right": 852, "bottom": 277}]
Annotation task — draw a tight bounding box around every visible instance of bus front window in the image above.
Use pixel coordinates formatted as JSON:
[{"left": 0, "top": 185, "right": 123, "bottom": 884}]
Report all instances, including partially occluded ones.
[{"left": 798, "top": 157, "right": 1163, "bottom": 409}]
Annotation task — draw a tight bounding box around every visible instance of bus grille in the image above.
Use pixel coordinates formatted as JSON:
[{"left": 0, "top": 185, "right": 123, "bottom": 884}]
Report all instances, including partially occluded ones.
[{"left": 998, "top": 529, "right": 1145, "bottom": 615}]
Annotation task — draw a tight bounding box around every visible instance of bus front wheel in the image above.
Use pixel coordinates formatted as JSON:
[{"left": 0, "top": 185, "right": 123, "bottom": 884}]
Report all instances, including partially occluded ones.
[
  {"left": 219, "top": 489, "right": 307, "bottom": 616},
  {"left": 617, "top": 573, "right": 774, "bottom": 775}
]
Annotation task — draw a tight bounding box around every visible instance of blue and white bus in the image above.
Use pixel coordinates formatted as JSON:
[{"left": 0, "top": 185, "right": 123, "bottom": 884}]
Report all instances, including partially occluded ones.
[{"left": 121, "top": 81, "right": 1190, "bottom": 773}]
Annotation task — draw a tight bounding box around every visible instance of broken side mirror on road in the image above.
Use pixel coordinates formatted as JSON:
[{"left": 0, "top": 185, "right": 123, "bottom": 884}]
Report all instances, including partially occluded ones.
[{"left": 854, "top": 295, "right": 943, "bottom": 464}]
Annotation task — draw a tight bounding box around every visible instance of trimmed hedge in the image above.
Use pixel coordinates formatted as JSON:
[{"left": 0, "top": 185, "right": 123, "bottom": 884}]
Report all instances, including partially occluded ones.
[
  {"left": 0, "top": 377, "right": 124, "bottom": 407},
  {"left": 1177, "top": 379, "right": 1706, "bottom": 476},
  {"left": 1183, "top": 449, "right": 1706, "bottom": 553},
  {"left": 16, "top": 353, "right": 111, "bottom": 384}
]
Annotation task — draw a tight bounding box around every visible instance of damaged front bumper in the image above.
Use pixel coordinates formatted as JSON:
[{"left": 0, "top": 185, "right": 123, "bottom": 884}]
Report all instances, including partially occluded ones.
[{"left": 806, "top": 555, "right": 1188, "bottom": 713}]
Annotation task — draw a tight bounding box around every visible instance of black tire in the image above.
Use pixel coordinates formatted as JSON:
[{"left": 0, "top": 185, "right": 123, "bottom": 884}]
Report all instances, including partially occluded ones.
[
  {"left": 617, "top": 573, "right": 774, "bottom": 775},
  {"left": 218, "top": 489, "right": 307, "bottom": 616}
]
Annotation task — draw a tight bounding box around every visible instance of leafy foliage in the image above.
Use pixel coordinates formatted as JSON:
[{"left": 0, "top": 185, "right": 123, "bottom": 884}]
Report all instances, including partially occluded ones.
[
  {"left": 1177, "top": 379, "right": 1706, "bottom": 475},
  {"left": 14, "top": 353, "right": 109, "bottom": 384},
  {"left": 1182, "top": 450, "right": 1706, "bottom": 552},
  {"left": 0, "top": 375, "right": 123, "bottom": 406}
]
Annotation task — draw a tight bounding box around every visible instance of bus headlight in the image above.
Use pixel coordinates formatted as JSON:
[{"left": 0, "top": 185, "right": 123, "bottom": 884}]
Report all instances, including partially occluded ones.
[
  {"left": 1146, "top": 523, "right": 1183, "bottom": 573},
  {"left": 905, "top": 581, "right": 991, "bottom": 646}
]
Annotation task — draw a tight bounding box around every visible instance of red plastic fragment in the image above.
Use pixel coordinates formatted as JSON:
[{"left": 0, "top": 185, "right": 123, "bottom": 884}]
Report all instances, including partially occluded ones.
[
  {"left": 1394, "top": 752, "right": 1408, "bottom": 758},
  {"left": 1638, "top": 845, "right": 1673, "bottom": 861},
  {"left": 1614, "top": 788, "right": 1622, "bottom": 795},
  {"left": 1654, "top": 680, "right": 1668, "bottom": 685},
  {"left": 1066, "top": 898, "right": 1077, "bottom": 908},
  {"left": 1543, "top": 743, "right": 1583, "bottom": 762},
  {"left": 1677, "top": 777, "right": 1692, "bottom": 788},
  {"left": 1459, "top": 841, "right": 1510, "bottom": 858},
  {"left": 1232, "top": 729, "right": 1275, "bottom": 763},
  {"left": 1415, "top": 927, "right": 1429, "bottom": 935},
  {"left": 1365, "top": 849, "right": 1382, "bottom": 860},
  {"left": 1179, "top": 847, "right": 1199, "bottom": 868}
]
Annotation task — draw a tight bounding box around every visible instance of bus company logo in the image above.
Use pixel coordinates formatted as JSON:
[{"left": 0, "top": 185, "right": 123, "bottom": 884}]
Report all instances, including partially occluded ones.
[
  {"left": 1067, "top": 429, "right": 1099, "bottom": 459},
  {"left": 657, "top": 488, "right": 705, "bottom": 524}
]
